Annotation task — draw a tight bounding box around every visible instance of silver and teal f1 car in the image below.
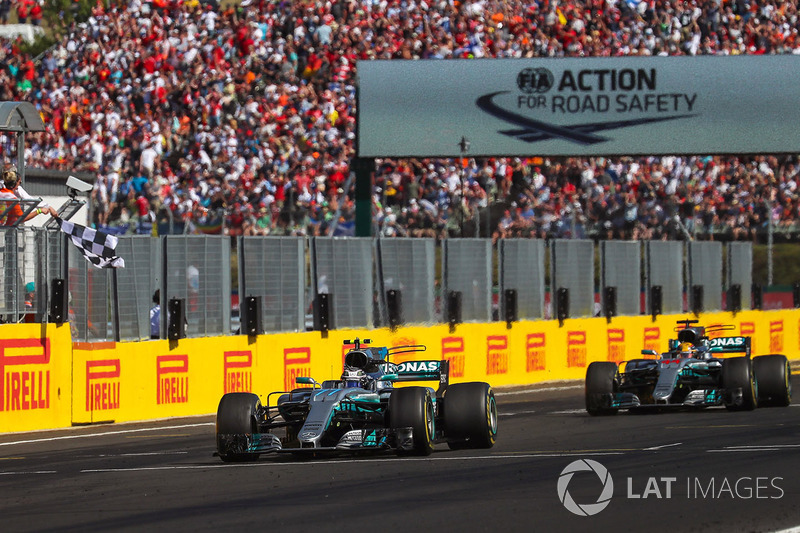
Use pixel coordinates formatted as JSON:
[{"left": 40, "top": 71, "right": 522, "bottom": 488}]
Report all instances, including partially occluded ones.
[
  {"left": 215, "top": 338, "right": 498, "bottom": 461},
  {"left": 585, "top": 319, "right": 792, "bottom": 414}
]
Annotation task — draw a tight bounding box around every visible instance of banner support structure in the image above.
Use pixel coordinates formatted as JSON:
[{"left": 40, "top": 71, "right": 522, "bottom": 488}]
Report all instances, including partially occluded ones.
[{"left": 354, "top": 157, "right": 373, "bottom": 237}]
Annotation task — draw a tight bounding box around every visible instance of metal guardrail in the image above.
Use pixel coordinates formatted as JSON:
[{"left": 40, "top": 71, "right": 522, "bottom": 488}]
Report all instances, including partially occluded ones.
[{"left": 0, "top": 197, "right": 40, "bottom": 227}]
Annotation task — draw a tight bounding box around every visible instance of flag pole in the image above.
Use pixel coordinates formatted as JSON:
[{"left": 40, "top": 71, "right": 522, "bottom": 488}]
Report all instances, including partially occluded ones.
[{"left": 111, "top": 267, "right": 120, "bottom": 342}]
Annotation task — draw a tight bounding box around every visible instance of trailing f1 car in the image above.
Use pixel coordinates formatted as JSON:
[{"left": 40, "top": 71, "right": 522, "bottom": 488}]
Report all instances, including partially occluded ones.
[
  {"left": 585, "top": 319, "right": 792, "bottom": 414},
  {"left": 215, "top": 338, "right": 498, "bottom": 461}
]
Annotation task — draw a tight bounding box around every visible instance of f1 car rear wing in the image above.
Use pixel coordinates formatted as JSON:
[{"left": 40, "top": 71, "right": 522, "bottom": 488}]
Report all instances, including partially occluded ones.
[
  {"left": 385, "top": 344, "right": 449, "bottom": 387},
  {"left": 394, "top": 360, "right": 450, "bottom": 386},
  {"left": 342, "top": 339, "right": 450, "bottom": 390},
  {"left": 705, "top": 336, "right": 751, "bottom": 357}
]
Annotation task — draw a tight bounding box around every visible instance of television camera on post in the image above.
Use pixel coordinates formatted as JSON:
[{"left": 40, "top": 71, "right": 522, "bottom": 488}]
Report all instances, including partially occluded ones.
[{"left": 43, "top": 175, "right": 90, "bottom": 229}]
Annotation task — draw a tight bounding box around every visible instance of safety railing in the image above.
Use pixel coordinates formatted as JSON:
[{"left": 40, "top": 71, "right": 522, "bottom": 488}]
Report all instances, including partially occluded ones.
[{"left": 0, "top": 226, "right": 753, "bottom": 340}]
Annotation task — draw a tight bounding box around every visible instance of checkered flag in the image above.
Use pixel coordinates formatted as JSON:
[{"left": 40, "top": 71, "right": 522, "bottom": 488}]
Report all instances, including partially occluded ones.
[{"left": 56, "top": 218, "right": 125, "bottom": 269}]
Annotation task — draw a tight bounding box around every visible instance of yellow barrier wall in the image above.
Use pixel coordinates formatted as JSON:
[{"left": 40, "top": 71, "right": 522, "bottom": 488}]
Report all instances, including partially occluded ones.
[
  {"left": 2, "top": 310, "right": 798, "bottom": 433},
  {"left": 0, "top": 323, "right": 72, "bottom": 432}
]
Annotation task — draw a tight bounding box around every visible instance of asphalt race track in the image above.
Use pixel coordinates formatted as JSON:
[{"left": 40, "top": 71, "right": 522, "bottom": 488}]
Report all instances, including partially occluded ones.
[{"left": 2, "top": 379, "right": 799, "bottom": 533}]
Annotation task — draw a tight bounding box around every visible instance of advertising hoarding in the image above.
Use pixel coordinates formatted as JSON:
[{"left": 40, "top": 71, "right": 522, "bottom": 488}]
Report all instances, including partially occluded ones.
[{"left": 357, "top": 56, "right": 800, "bottom": 157}]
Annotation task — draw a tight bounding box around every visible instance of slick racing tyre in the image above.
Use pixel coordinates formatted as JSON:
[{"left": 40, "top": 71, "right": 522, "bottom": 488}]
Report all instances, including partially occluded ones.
[
  {"left": 389, "top": 387, "right": 435, "bottom": 456},
  {"left": 444, "top": 382, "right": 497, "bottom": 450},
  {"left": 753, "top": 354, "right": 792, "bottom": 407},
  {"left": 216, "top": 392, "right": 262, "bottom": 462},
  {"left": 721, "top": 356, "right": 758, "bottom": 411},
  {"left": 585, "top": 362, "right": 619, "bottom": 416}
]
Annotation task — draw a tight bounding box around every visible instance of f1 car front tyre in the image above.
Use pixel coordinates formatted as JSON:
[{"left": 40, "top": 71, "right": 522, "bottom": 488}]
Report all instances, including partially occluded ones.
[
  {"left": 443, "top": 382, "right": 498, "bottom": 450},
  {"left": 585, "top": 362, "right": 619, "bottom": 416},
  {"left": 721, "top": 357, "right": 757, "bottom": 411},
  {"left": 216, "top": 392, "right": 262, "bottom": 462},
  {"left": 753, "top": 354, "right": 792, "bottom": 407},
  {"left": 389, "top": 387, "right": 435, "bottom": 456}
]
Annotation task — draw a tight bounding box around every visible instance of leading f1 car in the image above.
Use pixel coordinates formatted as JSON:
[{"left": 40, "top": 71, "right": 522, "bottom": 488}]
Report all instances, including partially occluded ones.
[
  {"left": 585, "top": 319, "right": 792, "bottom": 414},
  {"left": 215, "top": 338, "right": 498, "bottom": 461}
]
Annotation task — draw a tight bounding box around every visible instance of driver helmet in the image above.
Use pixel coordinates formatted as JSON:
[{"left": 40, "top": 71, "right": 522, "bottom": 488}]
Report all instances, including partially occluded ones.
[
  {"left": 342, "top": 368, "right": 366, "bottom": 388},
  {"left": 678, "top": 341, "right": 694, "bottom": 358}
]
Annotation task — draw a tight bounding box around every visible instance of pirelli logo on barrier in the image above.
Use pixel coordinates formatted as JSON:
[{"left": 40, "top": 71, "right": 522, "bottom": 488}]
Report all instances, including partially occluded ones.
[
  {"left": 770, "top": 321, "right": 784, "bottom": 354},
  {"left": 157, "top": 355, "right": 189, "bottom": 405},
  {"left": 441, "top": 337, "right": 465, "bottom": 377},
  {"left": 797, "top": 318, "right": 800, "bottom": 351},
  {"left": 1, "top": 338, "right": 51, "bottom": 412},
  {"left": 706, "top": 323, "right": 726, "bottom": 340},
  {"left": 608, "top": 329, "right": 625, "bottom": 363},
  {"left": 740, "top": 322, "right": 756, "bottom": 353},
  {"left": 390, "top": 338, "right": 417, "bottom": 364},
  {"left": 86, "top": 359, "right": 120, "bottom": 412},
  {"left": 797, "top": 319, "right": 800, "bottom": 351},
  {"left": 284, "top": 347, "right": 311, "bottom": 392},
  {"left": 224, "top": 351, "right": 252, "bottom": 394},
  {"left": 643, "top": 327, "right": 660, "bottom": 354},
  {"left": 526, "top": 333, "right": 545, "bottom": 372},
  {"left": 486, "top": 336, "right": 508, "bottom": 375},
  {"left": 567, "top": 331, "right": 587, "bottom": 368}
]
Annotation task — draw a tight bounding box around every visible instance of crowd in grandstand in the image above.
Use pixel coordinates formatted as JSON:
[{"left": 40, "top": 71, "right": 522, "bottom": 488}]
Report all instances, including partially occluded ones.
[{"left": 3, "top": 0, "right": 800, "bottom": 241}]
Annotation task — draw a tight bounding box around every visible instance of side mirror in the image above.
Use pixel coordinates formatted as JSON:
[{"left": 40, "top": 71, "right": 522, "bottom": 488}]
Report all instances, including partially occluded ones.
[
  {"left": 641, "top": 349, "right": 658, "bottom": 357},
  {"left": 296, "top": 376, "right": 318, "bottom": 387},
  {"left": 668, "top": 340, "right": 678, "bottom": 351},
  {"left": 378, "top": 374, "right": 398, "bottom": 381}
]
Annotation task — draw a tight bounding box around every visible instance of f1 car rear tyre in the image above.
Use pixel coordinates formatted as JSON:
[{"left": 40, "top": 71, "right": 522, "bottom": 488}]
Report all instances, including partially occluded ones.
[
  {"left": 585, "top": 362, "right": 619, "bottom": 416},
  {"left": 753, "top": 354, "right": 792, "bottom": 407},
  {"left": 389, "top": 387, "right": 435, "bottom": 456},
  {"left": 444, "top": 382, "right": 497, "bottom": 450},
  {"left": 216, "top": 392, "right": 261, "bottom": 462},
  {"left": 721, "top": 357, "right": 757, "bottom": 411}
]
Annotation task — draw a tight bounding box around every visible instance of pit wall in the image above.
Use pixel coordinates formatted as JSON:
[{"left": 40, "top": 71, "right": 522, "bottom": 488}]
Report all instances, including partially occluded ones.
[{"left": 1, "top": 310, "right": 797, "bottom": 434}]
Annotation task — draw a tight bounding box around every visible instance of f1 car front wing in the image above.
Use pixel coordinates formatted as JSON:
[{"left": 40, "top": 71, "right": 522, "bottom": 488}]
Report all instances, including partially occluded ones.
[
  {"left": 593, "top": 387, "right": 746, "bottom": 411},
  {"left": 217, "top": 427, "right": 417, "bottom": 456}
]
